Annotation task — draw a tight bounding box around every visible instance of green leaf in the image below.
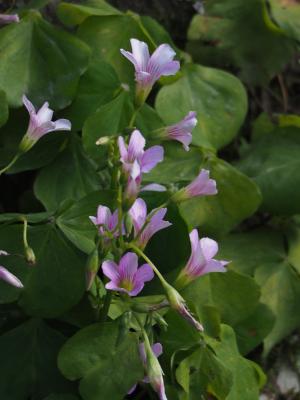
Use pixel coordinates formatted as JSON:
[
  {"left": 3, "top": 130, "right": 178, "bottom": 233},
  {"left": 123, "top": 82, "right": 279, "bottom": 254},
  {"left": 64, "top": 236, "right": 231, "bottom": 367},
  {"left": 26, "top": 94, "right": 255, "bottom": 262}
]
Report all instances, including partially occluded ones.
[
  {"left": 0, "top": 90, "right": 8, "bottom": 128},
  {"left": 0, "top": 223, "right": 86, "bottom": 317},
  {"left": 219, "top": 227, "right": 300, "bottom": 353},
  {"left": 206, "top": 325, "right": 264, "bottom": 400},
  {"left": 64, "top": 58, "right": 121, "bottom": 131},
  {"left": 57, "top": 190, "right": 116, "bottom": 253},
  {"left": 82, "top": 91, "right": 133, "bottom": 164},
  {"left": 237, "top": 126, "right": 300, "bottom": 215},
  {"left": 183, "top": 270, "right": 261, "bottom": 328},
  {"left": 0, "top": 10, "right": 90, "bottom": 108},
  {"left": 0, "top": 319, "right": 73, "bottom": 399},
  {"left": 268, "top": 0, "right": 300, "bottom": 41},
  {"left": 147, "top": 144, "right": 262, "bottom": 236},
  {"left": 176, "top": 346, "right": 233, "bottom": 400},
  {"left": 57, "top": 0, "right": 121, "bottom": 27},
  {"left": 186, "top": 0, "right": 295, "bottom": 85},
  {"left": 34, "top": 134, "right": 100, "bottom": 211},
  {"left": 58, "top": 322, "right": 143, "bottom": 400},
  {"left": 77, "top": 15, "right": 149, "bottom": 84},
  {"left": 155, "top": 63, "right": 247, "bottom": 150}
]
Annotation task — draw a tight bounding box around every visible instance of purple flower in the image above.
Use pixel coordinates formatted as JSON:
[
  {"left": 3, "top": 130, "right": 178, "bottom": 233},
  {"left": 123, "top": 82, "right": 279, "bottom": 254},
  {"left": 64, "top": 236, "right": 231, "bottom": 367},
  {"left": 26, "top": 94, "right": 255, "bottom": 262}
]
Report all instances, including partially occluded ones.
[
  {"left": 101, "top": 252, "right": 154, "bottom": 296},
  {"left": 165, "top": 111, "right": 197, "bottom": 151},
  {"left": 118, "top": 130, "right": 164, "bottom": 179},
  {"left": 176, "top": 229, "right": 228, "bottom": 288},
  {"left": 0, "top": 266, "right": 23, "bottom": 288},
  {"left": 0, "top": 14, "right": 19, "bottom": 25},
  {"left": 19, "top": 95, "right": 71, "bottom": 152},
  {"left": 128, "top": 343, "right": 164, "bottom": 396},
  {"left": 120, "top": 38, "right": 180, "bottom": 103},
  {"left": 129, "top": 198, "right": 172, "bottom": 249},
  {"left": 89, "top": 205, "right": 120, "bottom": 237},
  {"left": 141, "top": 183, "right": 167, "bottom": 192},
  {"left": 173, "top": 169, "right": 217, "bottom": 202}
]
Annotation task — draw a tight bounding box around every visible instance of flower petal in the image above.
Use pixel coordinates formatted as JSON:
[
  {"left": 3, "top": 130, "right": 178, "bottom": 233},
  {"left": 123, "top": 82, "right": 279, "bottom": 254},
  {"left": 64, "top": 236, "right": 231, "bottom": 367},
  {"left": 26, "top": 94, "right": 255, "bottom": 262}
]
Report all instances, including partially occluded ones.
[
  {"left": 200, "top": 237, "right": 218, "bottom": 260},
  {"left": 135, "top": 263, "right": 154, "bottom": 283},
  {"left": 130, "top": 38, "right": 150, "bottom": 71},
  {"left": 0, "top": 266, "right": 23, "bottom": 288},
  {"left": 141, "top": 183, "right": 167, "bottom": 192},
  {"left": 152, "top": 343, "right": 163, "bottom": 358},
  {"left": 128, "top": 281, "right": 144, "bottom": 296},
  {"left": 119, "top": 252, "right": 138, "bottom": 280},
  {"left": 118, "top": 136, "right": 128, "bottom": 162},
  {"left": 0, "top": 14, "right": 19, "bottom": 24},
  {"left": 36, "top": 101, "right": 53, "bottom": 123},
  {"left": 22, "top": 95, "right": 36, "bottom": 116},
  {"left": 129, "top": 198, "right": 147, "bottom": 232},
  {"left": 128, "top": 130, "right": 146, "bottom": 161},
  {"left": 149, "top": 44, "right": 177, "bottom": 70},
  {"left": 102, "top": 260, "right": 119, "bottom": 281},
  {"left": 141, "top": 145, "right": 164, "bottom": 173},
  {"left": 53, "top": 119, "right": 71, "bottom": 131},
  {"left": 96, "top": 205, "right": 111, "bottom": 226},
  {"left": 201, "top": 259, "right": 227, "bottom": 274}
]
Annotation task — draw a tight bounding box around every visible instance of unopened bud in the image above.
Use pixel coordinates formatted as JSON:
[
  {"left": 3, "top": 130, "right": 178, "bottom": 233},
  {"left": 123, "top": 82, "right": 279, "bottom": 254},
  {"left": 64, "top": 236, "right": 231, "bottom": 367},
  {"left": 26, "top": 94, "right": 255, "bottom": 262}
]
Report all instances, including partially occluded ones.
[
  {"left": 25, "top": 246, "right": 36, "bottom": 265},
  {"left": 96, "top": 136, "right": 111, "bottom": 146}
]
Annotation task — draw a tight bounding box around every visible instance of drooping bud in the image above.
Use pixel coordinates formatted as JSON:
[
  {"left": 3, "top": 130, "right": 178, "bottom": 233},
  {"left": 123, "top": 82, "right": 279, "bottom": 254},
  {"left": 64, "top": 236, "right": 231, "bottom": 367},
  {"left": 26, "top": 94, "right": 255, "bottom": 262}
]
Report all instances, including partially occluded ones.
[{"left": 25, "top": 246, "right": 36, "bottom": 265}]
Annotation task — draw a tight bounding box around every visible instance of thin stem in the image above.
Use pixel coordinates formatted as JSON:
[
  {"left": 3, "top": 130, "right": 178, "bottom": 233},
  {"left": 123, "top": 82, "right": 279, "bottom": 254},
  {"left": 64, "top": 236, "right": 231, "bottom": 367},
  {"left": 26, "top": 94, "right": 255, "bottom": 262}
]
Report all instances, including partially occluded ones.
[
  {"left": 99, "top": 291, "right": 112, "bottom": 322},
  {"left": 128, "top": 107, "right": 140, "bottom": 128},
  {"left": 0, "top": 153, "right": 20, "bottom": 176},
  {"left": 22, "top": 218, "right": 29, "bottom": 249},
  {"left": 277, "top": 73, "right": 289, "bottom": 112},
  {"left": 128, "top": 243, "right": 166, "bottom": 286},
  {"left": 117, "top": 185, "right": 125, "bottom": 249}
]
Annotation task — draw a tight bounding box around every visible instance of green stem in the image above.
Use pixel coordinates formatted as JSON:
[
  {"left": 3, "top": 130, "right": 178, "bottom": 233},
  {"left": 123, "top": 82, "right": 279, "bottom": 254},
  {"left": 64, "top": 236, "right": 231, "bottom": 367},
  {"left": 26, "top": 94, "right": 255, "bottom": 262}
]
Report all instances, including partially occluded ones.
[
  {"left": 128, "top": 107, "right": 140, "bottom": 128},
  {"left": 22, "top": 218, "right": 29, "bottom": 249},
  {"left": 0, "top": 153, "right": 20, "bottom": 176},
  {"left": 128, "top": 243, "right": 167, "bottom": 287},
  {"left": 117, "top": 185, "right": 125, "bottom": 249},
  {"left": 99, "top": 290, "right": 112, "bottom": 322}
]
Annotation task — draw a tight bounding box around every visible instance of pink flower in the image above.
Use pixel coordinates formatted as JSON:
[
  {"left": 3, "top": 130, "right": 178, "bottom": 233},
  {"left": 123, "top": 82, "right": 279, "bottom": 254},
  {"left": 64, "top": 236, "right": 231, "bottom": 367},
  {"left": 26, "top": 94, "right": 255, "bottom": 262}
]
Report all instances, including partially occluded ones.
[
  {"left": 129, "top": 198, "right": 172, "bottom": 249},
  {"left": 0, "top": 14, "right": 19, "bottom": 25},
  {"left": 118, "top": 130, "right": 164, "bottom": 179},
  {"left": 89, "top": 205, "right": 120, "bottom": 237},
  {"left": 0, "top": 266, "right": 23, "bottom": 288},
  {"left": 176, "top": 229, "right": 228, "bottom": 288},
  {"left": 120, "top": 38, "right": 180, "bottom": 103},
  {"left": 165, "top": 111, "right": 197, "bottom": 151},
  {"left": 173, "top": 169, "right": 217, "bottom": 202},
  {"left": 102, "top": 252, "right": 154, "bottom": 296},
  {"left": 19, "top": 95, "right": 71, "bottom": 152}
]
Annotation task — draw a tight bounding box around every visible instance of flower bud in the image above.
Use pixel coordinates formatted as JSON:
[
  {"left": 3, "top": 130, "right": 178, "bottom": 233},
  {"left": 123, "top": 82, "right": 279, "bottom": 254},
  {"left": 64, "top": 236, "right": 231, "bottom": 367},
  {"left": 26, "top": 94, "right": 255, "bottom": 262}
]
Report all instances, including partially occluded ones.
[{"left": 25, "top": 246, "right": 36, "bottom": 265}]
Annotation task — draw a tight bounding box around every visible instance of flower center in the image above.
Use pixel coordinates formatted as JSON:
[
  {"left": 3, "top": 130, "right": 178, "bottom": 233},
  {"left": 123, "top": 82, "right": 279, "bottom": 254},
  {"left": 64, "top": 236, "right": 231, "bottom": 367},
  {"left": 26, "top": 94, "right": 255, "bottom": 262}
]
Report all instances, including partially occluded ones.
[{"left": 120, "top": 279, "right": 134, "bottom": 292}]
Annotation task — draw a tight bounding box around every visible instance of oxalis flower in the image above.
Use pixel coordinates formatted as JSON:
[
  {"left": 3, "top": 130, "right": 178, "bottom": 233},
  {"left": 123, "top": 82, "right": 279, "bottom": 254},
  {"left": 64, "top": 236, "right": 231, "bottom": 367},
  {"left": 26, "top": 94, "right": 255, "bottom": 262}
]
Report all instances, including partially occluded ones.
[
  {"left": 0, "top": 266, "right": 23, "bottom": 288},
  {"left": 0, "top": 14, "right": 19, "bottom": 25},
  {"left": 129, "top": 198, "right": 172, "bottom": 249},
  {"left": 155, "top": 111, "right": 197, "bottom": 151},
  {"left": 128, "top": 343, "right": 165, "bottom": 398},
  {"left": 101, "top": 252, "right": 154, "bottom": 296},
  {"left": 118, "top": 130, "right": 164, "bottom": 179},
  {"left": 89, "top": 205, "right": 121, "bottom": 238},
  {"left": 120, "top": 38, "right": 180, "bottom": 104},
  {"left": 172, "top": 169, "right": 217, "bottom": 202},
  {"left": 19, "top": 95, "right": 71, "bottom": 153},
  {"left": 176, "top": 229, "right": 228, "bottom": 288}
]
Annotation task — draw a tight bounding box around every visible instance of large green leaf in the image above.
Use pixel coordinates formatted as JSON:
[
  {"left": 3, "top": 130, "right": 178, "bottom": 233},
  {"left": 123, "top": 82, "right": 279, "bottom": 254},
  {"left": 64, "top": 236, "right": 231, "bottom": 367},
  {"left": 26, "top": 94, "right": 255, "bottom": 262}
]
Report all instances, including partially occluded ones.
[
  {"left": 58, "top": 322, "right": 143, "bottom": 400},
  {"left": 0, "top": 319, "right": 73, "bottom": 400},
  {"left": 57, "top": 0, "right": 121, "bottom": 27},
  {"left": 186, "top": 0, "right": 295, "bottom": 85},
  {"left": 57, "top": 190, "right": 116, "bottom": 254},
  {"left": 82, "top": 91, "right": 133, "bottom": 164},
  {"left": 155, "top": 63, "right": 247, "bottom": 150},
  {"left": 146, "top": 144, "right": 262, "bottom": 236},
  {"left": 237, "top": 126, "right": 300, "bottom": 215},
  {"left": 0, "top": 10, "right": 90, "bottom": 108},
  {"left": 206, "top": 325, "right": 264, "bottom": 400},
  {"left": 0, "top": 90, "right": 8, "bottom": 128},
  {"left": 0, "top": 223, "right": 85, "bottom": 316},
  {"left": 64, "top": 58, "right": 121, "bottom": 131},
  {"left": 268, "top": 0, "right": 300, "bottom": 41},
  {"left": 219, "top": 227, "right": 300, "bottom": 353},
  {"left": 34, "top": 134, "right": 100, "bottom": 211}
]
